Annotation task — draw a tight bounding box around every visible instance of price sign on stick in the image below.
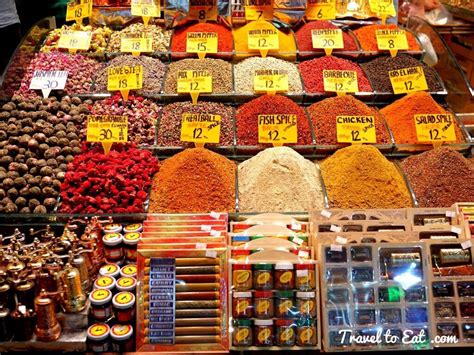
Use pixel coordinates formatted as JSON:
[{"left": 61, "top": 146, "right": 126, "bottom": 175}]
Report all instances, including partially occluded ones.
[
  {"left": 186, "top": 32, "right": 218, "bottom": 59},
  {"left": 254, "top": 69, "right": 288, "bottom": 94},
  {"left": 258, "top": 114, "right": 298, "bottom": 146},
  {"left": 375, "top": 29, "right": 408, "bottom": 57},
  {"left": 87, "top": 115, "right": 128, "bottom": 155},
  {"left": 29, "top": 70, "right": 68, "bottom": 98},
  {"left": 368, "top": 0, "right": 396, "bottom": 24},
  {"left": 66, "top": 0, "right": 93, "bottom": 24},
  {"left": 131, "top": 0, "right": 160, "bottom": 26},
  {"left": 247, "top": 27, "right": 279, "bottom": 58},
  {"left": 189, "top": 0, "right": 218, "bottom": 21},
  {"left": 388, "top": 66, "right": 428, "bottom": 94},
  {"left": 306, "top": 0, "right": 336, "bottom": 20},
  {"left": 180, "top": 113, "right": 221, "bottom": 148},
  {"left": 107, "top": 65, "right": 143, "bottom": 101},
  {"left": 177, "top": 70, "right": 213, "bottom": 104},
  {"left": 336, "top": 116, "right": 376, "bottom": 144},
  {"left": 323, "top": 70, "right": 358, "bottom": 95},
  {"left": 244, "top": 0, "right": 273, "bottom": 20},
  {"left": 58, "top": 30, "right": 92, "bottom": 53},
  {"left": 311, "top": 29, "right": 343, "bottom": 56},
  {"left": 414, "top": 113, "right": 457, "bottom": 148},
  {"left": 120, "top": 34, "right": 153, "bottom": 56}
]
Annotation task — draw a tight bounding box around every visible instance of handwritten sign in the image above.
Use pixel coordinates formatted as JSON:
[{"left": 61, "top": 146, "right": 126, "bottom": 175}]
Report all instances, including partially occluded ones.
[
  {"left": 254, "top": 69, "right": 288, "bottom": 94},
  {"left": 180, "top": 113, "right": 221, "bottom": 146},
  {"left": 58, "top": 30, "right": 92, "bottom": 52},
  {"left": 29, "top": 70, "right": 68, "bottom": 98},
  {"left": 189, "top": 0, "right": 218, "bottom": 21},
  {"left": 107, "top": 65, "right": 143, "bottom": 100},
  {"left": 247, "top": 28, "right": 279, "bottom": 57},
  {"left": 376, "top": 29, "right": 408, "bottom": 56},
  {"left": 186, "top": 32, "right": 218, "bottom": 59},
  {"left": 323, "top": 70, "right": 358, "bottom": 94},
  {"left": 244, "top": 0, "right": 273, "bottom": 20},
  {"left": 306, "top": 0, "right": 336, "bottom": 20},
  {"left": 414, "top": 114, "right": 457, "bottom": 143},
  {"left": 258, "top": 114, "right": 297, "bottom": 146},
  {"left": 177, "top": 70, "right": 212, "bottom": 104},
  {"left": 120, "top": 34, "right": 153, "bottom": 55},
  {"left": 66, "top": 0, "right": 93, "bottom": 23},
  {"left": 388, "top": 66, "right": 428, "bottom": 94},
  {"left": 131, "top": 0, "right": 160, "bottom": 25},
  {"left": 336, "top": 116, "right": 376, "bottom": 143},
  {"left": 311, "top": 28, "right": 343, "bottom": 55},
  {"left": 87, "top": 115, "right": 128, "bottom": 155}
]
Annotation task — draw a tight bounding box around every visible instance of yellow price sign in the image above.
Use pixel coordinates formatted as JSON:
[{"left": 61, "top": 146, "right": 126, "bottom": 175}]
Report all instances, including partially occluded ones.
[
  {"left": 376, "top": 29, "right": 408, "bottom": 57},
  {"left": 311, "top": 28, "right": 343, "bottom": 55},
  {"left": 66, "top": 0, "right": 93, "bottom": 23},
  {"left": 388, "top": 66, "right": 428, "bottom": 94},
  {"left": 58, "top": 30, "right": 92, "bottom": 51},
  {"left": 244, "top": 0, "right": 273, "bottom": 20},
  {"left": 248, "top": 28, "right": 279, "bottom": 57},
  {"left": 107, "top": 65, "right": 143, "bottom": 100},
  {"left": 131, "top": 0, "right": 160, "bottom": 25},
  {"left": 414, "top": 114, "right": 457, "bottom": 143},
  {"left": 177, "top": 70, "right": 212, "bottom": 104},
  {"left": 186, "top": 32, "right": 218, "bottom": 59},
  {"left": 323, "top": 70, "right": 358, "bottom": 94},
  {"left": 336, "top": 116, "right": 376, "bottom": 143},
  {"left": 189, "top": 0, "right": 218, "bottom": 21},
  {"left": 180, "top": 113, "right": 221, "bottom": 145},
  {"left": 369, "top": 0, "right": 396, "bottom": 22},
  {"left": 87, "top": 115, "right": 128, "bottom": 155},
  {"left": 306, "top": 0, "right": 336, "bottom": 20},
  {"left": 258, "top": 114, "right": 298, "bottom": 146},
  {"left": 120, "top": 35, "right": 153, "bottom": 55},
  {"left": 254, "top": 69, "right": 288, "bottom": 94}
]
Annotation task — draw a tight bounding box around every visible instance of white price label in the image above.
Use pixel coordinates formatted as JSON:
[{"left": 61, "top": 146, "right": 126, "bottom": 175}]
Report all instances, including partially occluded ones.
[
  {"left": 461, "top": 240, "right": 472, "bottom": 249},
  {"left": 446, "top": 211, "right": 456, "bottom": 218},
  {"left": 321, "top": 210, "right": 332, "bottom": 218},
  {"left": 297, "top": 269, "right": 309, "bottom": 277},
  {"left": 206, "top": 250, "right": 218, "bottom": 258},
  {"left": 330, "top": 225, "right": 342, "bottom": 233},
  {"left": 196, "top": 242, "right": 207, "bottom": 249},
  {"left": 292, "top": 236, "right": 304, "bottom": 245},
  {"left": 330, "top": 244, "right": 343, "bottom": 252},
  {"left": 201, "top": 225, "right": 212, "bottom": 231},
  {"left": 298, "top": 250, "right": 310, "bottom": 258},
  {"left": 336, "top": 236, "right": 347, "bottom": 244},
  {"left": 210, "top": 230, "right": 221, "bottom": 237},
  {"left": 291, "top": 222, "right": 302, "bottom": 231},
  {"left": 29, "top": 70, "right": 68, "bottom": 98},
  {"left": 210, "top": 211, "right": 221, "bottom": 219},
  {"left": 451, "top": 226, "right": 462, "bottom": 235}
]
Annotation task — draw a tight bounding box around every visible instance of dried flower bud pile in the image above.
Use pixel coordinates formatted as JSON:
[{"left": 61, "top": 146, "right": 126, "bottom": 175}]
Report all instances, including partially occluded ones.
[
  {"left": 60, "top": 145, "right": 159, "bottom": 214},
  {"left": 106, "top": 23, "right": 171, "bottom": 52}
]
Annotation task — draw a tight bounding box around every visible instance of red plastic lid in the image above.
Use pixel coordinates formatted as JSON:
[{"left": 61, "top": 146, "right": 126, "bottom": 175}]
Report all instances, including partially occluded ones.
[
  {"left": 275, "top": 319, "right": 295, "bottom": 326},
  {"left": 234, "top": 264, "right": 251, "bottom": 270},
  {"left": 296, "top": 264, "right": 313, "bottom": 270},
  {"left": 255, "top": 291, "right": 273, "bottom": 298},
  {"left": 233, "top": 250, "right": 251, "bottom": 255}
]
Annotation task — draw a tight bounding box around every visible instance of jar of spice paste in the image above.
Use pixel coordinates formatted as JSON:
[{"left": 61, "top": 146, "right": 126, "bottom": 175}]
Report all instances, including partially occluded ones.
[
  {"left": 233, "top": 264, "right": 252, "bottom": 291},
  {"left": 296, "top": 292, "right": 317, "bottom": 318},
  {"left": 254, "top": 319, "right": 273, "bottom": 346},
  {"left": 110, "top": 324, "right": 134, "bottom": 352},
  {"left": 254, "top": 291, "right": 274, "bottom": 319},
  {"left": 275, "top": 291, "right": 295, "bottom": 318},
  {"left": 295, "top": 264, "right": 316, "bottom": 291},
  {"left": 104, "top": 223, "right": 122, "bottom": 234},
  {"left": 275, "top": 319, "right": 296, "bottom": 347},
  {"left": 94, "top": 275, "right": 116, "bottom": 292},
  {"left": 116, "top": 277, "right": 137, "bottom": 293},
  {"left": 87, "top": 323, "right": 110, "bottom": 352},
  {"left": 233, "top": 319, "right": 253, "bottom": 346},
  {"left": 103, "top": 233, "right": 124, "bottom": 264},
  {"left": 296, "top": 318, "right": 317, "bottom": 346},
  {"left": 99, "top": 264, "right": 121, "bottom": 278},
  {"left": 275, "top": 263, "right": 294, "bottom": 290},
  {"left": 233, "top": 292, "right": 253, "bottom": 318},
  {"left": 89, "top": 289, "right": 113, "bottom": 322},
  {"left": 120, "top": 264, "right": 137, "bottom": 278},
  {"left": 112, "top": 291, "right": 136, "bottom": 323},
  {"left": 253, "top": 264, "right": 273, "bottom": 290},
  {"left": 123, "top": 232, "right": 141, "bottom": 263}
]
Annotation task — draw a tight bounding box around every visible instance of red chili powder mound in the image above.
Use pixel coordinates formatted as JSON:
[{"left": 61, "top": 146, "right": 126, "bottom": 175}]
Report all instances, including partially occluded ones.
[
  {"left": 171, "top": 22, "right": 233, "bottom": 53},
  {"left": 353, "top": 24, "right": 421, "bottom": 52},
  {"left": 307, "top": 95, "right": 391, "bottom": 145},
  {"left": 299, "top": 56, "right": 372, "bottom": 93},
  {"left": 236, "top": 95, "right": 312, "bottom": 146},
  {"left": 149, "top": 148, "right": 236, "bottom": 213},
  {"left": 295, "top": 21, "right": 358, "bottom": 53},
  {"left": 401, "top": 147, "right": 474, "bottom": 207}
]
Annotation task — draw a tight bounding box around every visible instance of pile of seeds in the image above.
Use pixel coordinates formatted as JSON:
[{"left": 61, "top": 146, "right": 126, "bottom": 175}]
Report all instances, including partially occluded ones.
[{"left": 106, "top": 23, "right": 171, "bottom": 52}]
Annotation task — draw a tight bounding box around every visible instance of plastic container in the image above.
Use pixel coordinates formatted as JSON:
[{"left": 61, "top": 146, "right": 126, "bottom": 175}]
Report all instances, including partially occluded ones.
[
  {"left": 112, "top": 291, "right": 136, "bottom": 323},
  {"left": 89, "top": 289, "right": 113, "bottom": 322},
  {"left": 253, "top": 263, "right": 273, "bottom": 290},
  {"left": 275, "top": 262, "right": 295, "bottom": 290},
  {"left": 87, "top": 323, "right": 111, "bottom": 352}
]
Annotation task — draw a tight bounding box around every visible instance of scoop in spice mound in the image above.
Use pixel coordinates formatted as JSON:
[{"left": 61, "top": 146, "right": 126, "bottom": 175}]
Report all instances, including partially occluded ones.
[
  {"left": 149, "top": 148, "right": 236, "bottom": 213},
  {"left": 320, "top": 145, "right": 412, "bottom": 209},
  {"left": 401, "top": 147, "right": 474, "bottom": 207},
  {"left": 238, "top": 147, "right": 325, "bottom": 212}
]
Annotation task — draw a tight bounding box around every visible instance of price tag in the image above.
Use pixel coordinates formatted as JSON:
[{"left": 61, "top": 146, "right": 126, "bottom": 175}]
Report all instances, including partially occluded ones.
[
  {"left": 336, "top": 116, "right": 376, "bottom": 144},
  {"left": 336, "top": 236, "right": 347, "bottom": 244},
  {"left": 369, "top": 0, "right": 396, "bottom": 23},
  {"left": 321, "top": 210, "right": 332, "bottom": 218},
  {"left": 131, "top": 0, "right": 160, "bottom": 25},
  {"left": 66, "top": 0, "right": 92, "bottom": 24},
  {"left": 330, "top": 224, "right": 341, "bottom": 233},
  {"left": 461, "top": 240, "right": 472, "bottom": 249},
  {"left": 210, "top": 211, "right": 221, "bottom": 219},
  {"left": 388, "top": 66, "right": 428, "bottom": 94},
  {"left": 180, "top": 113, "right": 221, "bottom": 147},
  {"left": 120, "top": 35, "right": 153, "bottom": 55},
  {"left": 451, "top": 226, "right": 463, "bottom": 235},
  {"left": 177, "top": 70, "right": 212, "bottom": 104},
  {"left": 311, "top": 29, "right": 343, "bottom": 56},
  {"left": 107, "top": 65, "right": 143, "bottom": 101},
  {"left": 254, "top": 69, "right": 288, "bottom": 94},
  {"left": 323, "top": 70, "right": 358, "bottom": 94},
  {"left": 330, "top": 244, "right": 342, "bottom": 252},
  {"left": 306, "top": 0, "right": 336, "bottom": 20},
  {"left": 29, "top": 70, "right": 68, "bottom": 98},
  {"left": 258, "top": 114, "right": 297, "bottom": 146},
  {"left": 186, "top": 32, "right": 218, "bottom": 59},
  {"left": 375, "top": 29, "right": 408, "bottom": 57},
  {"left": 58, "top": 30, "right": 92, "bottom": 52},
  {"left": 414, "top": 114, "right": 457, "bottom": 143},
  {"left": 189, "top": 0, "right": 218, "bottom": 22},
  {"left": 86, "top": 115, "right": 128, "bottom": 155},
  {"left": 244, "top": 0, "right": 273, "bottom": 20},
  {"left": 247, "top": 28, "right": 279, "bottom": 57}
]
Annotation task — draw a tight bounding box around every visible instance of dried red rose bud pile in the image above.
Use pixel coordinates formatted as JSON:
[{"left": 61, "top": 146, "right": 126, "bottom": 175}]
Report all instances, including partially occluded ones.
[{"left": 59, "top": 145, "right": 159, "bottom": 214}]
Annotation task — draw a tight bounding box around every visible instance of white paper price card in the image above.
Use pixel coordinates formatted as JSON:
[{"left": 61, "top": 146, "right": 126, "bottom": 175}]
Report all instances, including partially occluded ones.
[
  {"left": 30, "top": 70, "right": 68, "bottom": 98},
  {"left": 292, "top": 236, "right": 304, "bottom": 245},
  {"left": 461, "top": 240, "right": 472, "bottom": 250},
  {"left": 330, "top": 244, "right": 342, "bottom": 252},
  {"left": 210, "top": 211, "right": 220, "bottom": 219},
  {"left": 451, "top": 226, "right": 462, "bottom": 235},
  {"left": 206, "top": 250, "right": 218, "bottom": 258},
  {"left": 298, "top": 250, "right": 310, "bottom": 258},
  {"left": 330, "top": 224, "right": 341, "bottom": 233},
  {"left": 201, "top": 225, "right": 212, "bottom": 231},
  {"left": 336, "top": 236, "right": 347, "bottom": 244},
  {"left": 321, "top": 210, "right": 332, "bottom": 218},
  {"left": 196, "top": 242, "right": 207, "bottom": 249}
]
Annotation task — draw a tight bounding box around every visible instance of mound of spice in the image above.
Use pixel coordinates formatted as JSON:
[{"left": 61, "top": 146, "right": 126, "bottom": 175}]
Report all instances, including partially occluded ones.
[
  {"left": 107, "top": 23, "right": 171, "bottom": 52},
  {"left": 163, "top": 58, "right": 232, "bottom": 94},
  {"left": 320, "top": 145, "right": 412, "bottom": 209},
  {"left": 0, "top": 95, "right": 87, "bottom": 213},
  {"left": 94, "top": 55, "right": 166, "bottom": 95},
  {"left": 236, "top": 95, "right": 312, "bottom": 146},
  {"left": 171, "top": 22, "right": 233, "bottom": 58},
  {"left": 238, "top": 147, "right": 325, "bottom": 212},
  {"left": 149, "top": 148, "right": 235, "bottom": 213},
  {"left": 353, "top": 24, "right": 420, "bottom": 52},
  {"left": 60, "top": 145, "right": 159, "bottom": 214},
  {"left": 361, "top": 54, "right": 444, "bottom": 93},
  {"left": 233, "top": 20, "right": 297, "bottom": 61},
  {"left": 89, "top": 94, "right": 160, "bottom": 146},
  {"left": 295, "top": 21, "right": 358, "bottom": 54},
  {"left": 380, "top": 92, "right": 465, "bottom": 145},
  {"left": 234, "top": 57, "right": 303, "bottom": 94},
  {"left": 157, "top": 101, "right": 233, "bottom": 147},
  {"left": 17, "top": 52, "right": 100, "bottom": 97},
  {"left": 401, "top": 147, "right": 474, "bottom": 207},
  {"left": 41, "top": 24, "right": 112, "bottom": 53},
  {"left": 307, "top": 95, "right": 391, "bottom": 145},
  {"left": 299, "top": 56, "right": 372, "bottom": 93}
]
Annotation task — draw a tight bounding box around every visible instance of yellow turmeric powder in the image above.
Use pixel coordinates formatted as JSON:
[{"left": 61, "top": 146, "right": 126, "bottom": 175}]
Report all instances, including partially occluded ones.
[{"left": 320, "top": 145, "right": 412, "bottom": 209}]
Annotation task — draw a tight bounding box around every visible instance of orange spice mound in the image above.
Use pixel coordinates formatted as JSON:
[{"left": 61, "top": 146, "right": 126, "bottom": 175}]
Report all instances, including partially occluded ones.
[
  {"left": 149, "top": 148, "right": 236, "bottom": 213},
  {"left": 353, "top": 24, "right": 420, "bottom": 51}
]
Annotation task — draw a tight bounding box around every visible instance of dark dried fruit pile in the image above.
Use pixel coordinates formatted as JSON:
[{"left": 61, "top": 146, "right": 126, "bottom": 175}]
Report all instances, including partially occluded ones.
[
  {"left": 59, "top": 145, "right": 159, "bottom": 214},
  {"left": 0, "top": 95, "right": 87, "bottom": 213}
]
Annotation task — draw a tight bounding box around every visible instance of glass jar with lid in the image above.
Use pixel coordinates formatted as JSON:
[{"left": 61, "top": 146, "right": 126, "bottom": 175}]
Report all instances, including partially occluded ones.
[
  {"left": 233, "top": 264, "right": 252, "bottom": 291},
  {"left": 233, "top": 319, "right": 253, "bottom": 346},
  {"left": 296, "top": 291, "right": 317, "bottom": 318},
  {"left": 253, "top": 264, "right": 273, "bottom": 290},
  {"left": 254, "top": 319, "right": 273, "bottom": 346},
  {"left": 275, "top": 263, "right": 294, "bottom": 290},
  {"left": 87, "top": 323, "right": 111, "bottom": 352},
  {"left": 254, "top": 291, "right": 274, "bottom": 319},
  {"left": 275, "top": 319, "right": 296, "bottom": 347},
  {"left": 295, "top": 264, "right": 316, "bottom": 291}
]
